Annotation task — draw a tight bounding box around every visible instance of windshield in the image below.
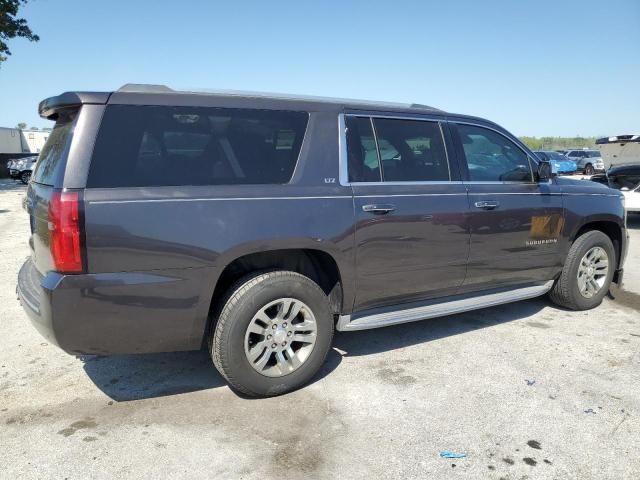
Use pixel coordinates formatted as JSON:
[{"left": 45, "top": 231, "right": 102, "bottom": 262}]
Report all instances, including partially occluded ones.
[
  {"left": 546, "top": 152, "right": 567, "bottom": 160},
  {"left": 586, "top": 150, "right": 602, "bottom": 158},
  {"left": 609, "top": 174, "right": 640, "bottom": 191}
]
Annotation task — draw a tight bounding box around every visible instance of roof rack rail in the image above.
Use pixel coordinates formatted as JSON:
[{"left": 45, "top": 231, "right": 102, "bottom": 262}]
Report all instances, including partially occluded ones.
[
  {"left": 117, "top": 84, "right": 174, "bottom": 93},
  {"left": 112, "top": 83, "right": 443, "bottom": 112}
]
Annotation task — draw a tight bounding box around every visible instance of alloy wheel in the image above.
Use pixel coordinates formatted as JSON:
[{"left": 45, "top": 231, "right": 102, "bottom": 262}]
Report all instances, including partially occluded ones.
[
  {"left": 577, "top": 246, "right": 609, "bottom": 298},
  {"left": 244, "top": 298, "right": 317, "bottom": 377}
]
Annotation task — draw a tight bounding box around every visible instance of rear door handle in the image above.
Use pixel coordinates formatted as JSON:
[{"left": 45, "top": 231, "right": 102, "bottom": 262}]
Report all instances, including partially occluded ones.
[
  {"left": 474, "top": 200, "right": 500, "bottom": 210},
  {"left": 362, "top": 204, "right": 396, "bottom": 215}
]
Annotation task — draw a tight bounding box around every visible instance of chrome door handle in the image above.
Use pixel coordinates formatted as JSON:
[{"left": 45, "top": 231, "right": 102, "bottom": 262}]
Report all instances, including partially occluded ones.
[
  {"left": 362, "top": 204, "right": 396, "bottom": 215},
  {"left": 474, "top": 200, "right": 500, "bottom": 210}
]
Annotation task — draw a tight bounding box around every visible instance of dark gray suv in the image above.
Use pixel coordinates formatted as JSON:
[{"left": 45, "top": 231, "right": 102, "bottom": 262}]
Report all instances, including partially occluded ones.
[{"left": 17, "top": 84, "right": 628, "bottom": 397}]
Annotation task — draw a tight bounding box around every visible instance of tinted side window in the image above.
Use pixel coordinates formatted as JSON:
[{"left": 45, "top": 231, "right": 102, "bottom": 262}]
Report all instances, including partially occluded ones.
[
  {"left": 345, "top": 116, "right": 381, "bottom": 182},
  {"left": 372, "top": 118, "right": 449, "bottom": 182},
  {"left": 456, "top": 124, "right": 532, "bottom": 182},
  {"left": 88, "top": 105, "right": 309, "bottom": 188}
]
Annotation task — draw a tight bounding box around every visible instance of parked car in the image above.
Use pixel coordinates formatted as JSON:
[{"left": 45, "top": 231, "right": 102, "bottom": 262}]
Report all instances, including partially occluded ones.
[
  {"left": 591, "top": 163, "right": 640, "bottom": 212},
  {"left": 6, "top": 157, "right": 24, "bottom": 171},
  {"left": 621, "top": 184, "right": 640, "bottom": 212},
  {"left": 595, "top": 134, "right": 640, "bottom": 169},
  {"left": 565, "top": 149, "right": 605, "bottom": 175},
  {"left": 17, "top": 85, "right": 629, "bottom": 397},
  {"left": 9, "top": 155, "right": 38, "bottom": 184},
  {"left": 533, "top": 151, "right": 577, "bottom": 175}
]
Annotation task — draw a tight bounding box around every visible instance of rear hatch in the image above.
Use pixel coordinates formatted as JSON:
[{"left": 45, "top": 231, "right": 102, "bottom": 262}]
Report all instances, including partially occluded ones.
[{"left": 25, "top": 109, "right": 83, "bottom": 276}]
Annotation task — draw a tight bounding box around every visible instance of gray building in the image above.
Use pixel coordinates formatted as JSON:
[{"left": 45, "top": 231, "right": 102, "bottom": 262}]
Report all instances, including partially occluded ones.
[{"left": 0, "top": 127, "right": 49, "bottom": 177}]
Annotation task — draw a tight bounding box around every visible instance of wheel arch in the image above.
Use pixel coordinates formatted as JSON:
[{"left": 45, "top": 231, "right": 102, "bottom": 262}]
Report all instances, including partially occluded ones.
[
  {"left": 571, "top": 219, "right": 623, "bottom": 277},
  {"left": 202, "top": 247, "right": 347, "bottom": 345}
]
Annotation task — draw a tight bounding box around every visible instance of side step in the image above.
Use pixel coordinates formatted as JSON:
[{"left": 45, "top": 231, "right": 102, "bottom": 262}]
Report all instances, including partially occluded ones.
[{"left": 337, "top": 281, "right": 554, "bottom": 332}]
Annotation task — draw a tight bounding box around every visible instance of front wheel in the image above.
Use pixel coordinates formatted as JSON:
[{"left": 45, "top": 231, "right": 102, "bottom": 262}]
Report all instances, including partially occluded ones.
[
  {"left": 584, "top": 164, "right": 595, "bottom": 175},
  {"left": 211, "top": 271, "right": 334, "bottom": 397},
  {"left": 549, "top": 230, "right": 615, "bottom": 310},
  {"left": 20, "top": 171, "right": 31, "bottom": 184}
]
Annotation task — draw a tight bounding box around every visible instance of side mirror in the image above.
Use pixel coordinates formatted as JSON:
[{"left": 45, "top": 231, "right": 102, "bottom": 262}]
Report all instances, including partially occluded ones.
[{"left": 537, "top": 160, "right": 552, "bottom": 181}]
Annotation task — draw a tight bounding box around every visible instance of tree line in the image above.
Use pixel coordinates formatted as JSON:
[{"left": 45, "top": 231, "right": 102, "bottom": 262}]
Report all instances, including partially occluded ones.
[{"left": 519, "top": 136, "right": 597, "bottom": 151}]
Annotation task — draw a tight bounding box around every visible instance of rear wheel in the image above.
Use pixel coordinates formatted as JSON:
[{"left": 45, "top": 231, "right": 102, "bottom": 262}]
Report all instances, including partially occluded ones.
[
  {"left": 20, "top": 171, "right": 31, "bottom": 184},
  {"left": 211, "top": 271, "right": 334, "bottom": 397},
  {"left": 584, "top": 164, "right": 595, "bottom": 175},
  {"left": 549, "top": 230, "right": 615, "bottom": 310}
]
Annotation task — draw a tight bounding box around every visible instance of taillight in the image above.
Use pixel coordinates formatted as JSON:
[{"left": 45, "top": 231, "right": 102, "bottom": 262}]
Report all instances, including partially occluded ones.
[{"left": 48, "top": 190, "right": 83, "bottom": 273}]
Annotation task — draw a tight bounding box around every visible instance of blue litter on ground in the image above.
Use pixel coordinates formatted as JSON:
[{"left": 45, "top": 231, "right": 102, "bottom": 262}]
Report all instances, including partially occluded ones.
[{"left": 440, "top": 451, "right": 466, "bottom": 459}]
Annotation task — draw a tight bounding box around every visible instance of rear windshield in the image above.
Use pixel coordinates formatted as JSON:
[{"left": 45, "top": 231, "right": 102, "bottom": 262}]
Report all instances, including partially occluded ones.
[
  {"left": 87, "top": 105, "right": 309, "bottom": 188},
  {"left": 31, "top": 110, "right": 77, "bottom": 186}
]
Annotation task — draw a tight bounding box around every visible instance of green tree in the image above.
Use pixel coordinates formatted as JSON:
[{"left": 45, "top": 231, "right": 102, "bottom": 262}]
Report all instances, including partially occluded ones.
[
  {"left": 15, "top": 121, "right": 26, "bottom": 129},
  {"left": 519, "top": 136, "right": 596, "bottom": 151},
  {"left": 0, "top": 0, "right": 39, "bottom": 65}
]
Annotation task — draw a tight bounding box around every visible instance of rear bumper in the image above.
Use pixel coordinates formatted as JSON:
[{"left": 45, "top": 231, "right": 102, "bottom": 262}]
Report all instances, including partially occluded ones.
[{"left": 17, "top": 257, "right": 211, "bottom": 355}]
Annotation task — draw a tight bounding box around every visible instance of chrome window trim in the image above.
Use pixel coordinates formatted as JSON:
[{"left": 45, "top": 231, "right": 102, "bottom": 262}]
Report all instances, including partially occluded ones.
[
  {"left": 465, "top": 192, "right": 562, "bottom": 196},
  {"left": 350, "top": 180, "right": 463, "bottom": 187},
  {"left": 369, "top": 117, "right": 384, "bottom": 182},
  {"left": 354, "top": 193, "right": 466, "bottom": 198},
  {"left": 439, "top": 122, "right": 452, "bottom": 180},
  {"left": 338, "top": 112, "right": 453, "bottom": 186},
  {"left": 338, "top": 113, "right": 349, "bottom": 186},
  {"left": 287, "top": 111, "right": 313, "bottom": 183},
  {"left": 463, "top": 180, "right": 534, "bottom": 185},
  {"left": 89, "top": 195, "right": 353, "bottom": 205},
  {"left": 452, "top": 120, "right": 536, "bottom": 184}
]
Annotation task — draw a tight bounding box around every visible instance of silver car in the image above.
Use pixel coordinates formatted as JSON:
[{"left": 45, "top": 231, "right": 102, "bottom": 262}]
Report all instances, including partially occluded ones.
[
  {"left": 565, "top": 149, "right": 605, "bottom": 175},
  {"left": 9, "top": 156, "right": 38, "bottom": 184}
]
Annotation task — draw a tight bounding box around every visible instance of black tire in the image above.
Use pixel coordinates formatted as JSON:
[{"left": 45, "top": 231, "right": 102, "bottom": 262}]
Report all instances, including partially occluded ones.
[
  {"left": 584, "top": 164, "right": 594, "bottom": 176},
  {"left": 20, "top": 171, "right": 31, "bottom": 184},
  {"left": 211, "top": 270, "right": 334, "bottom": 397},
  {"left": 549, "top": 230, "right": 615, "bottom": 310}
]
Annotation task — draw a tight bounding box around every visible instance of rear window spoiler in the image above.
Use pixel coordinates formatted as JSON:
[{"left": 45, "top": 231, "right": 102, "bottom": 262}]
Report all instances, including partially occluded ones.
[{"left": 39, "top": 92, "right": 111, "bottom": 120}]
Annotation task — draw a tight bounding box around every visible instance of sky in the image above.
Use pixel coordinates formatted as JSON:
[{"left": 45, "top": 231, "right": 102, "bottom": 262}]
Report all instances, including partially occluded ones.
[{"left": 0, "top": 0, "right": 638, "bottom": 137}]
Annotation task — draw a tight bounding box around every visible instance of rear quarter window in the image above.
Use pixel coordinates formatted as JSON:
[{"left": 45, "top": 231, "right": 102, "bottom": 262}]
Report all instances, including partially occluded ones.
[
  {"left": 31, "top": 110, "right": 77, "bottom": 186},
  {"left": 87, "top": 105, "right": 309, "bottom": 188}
]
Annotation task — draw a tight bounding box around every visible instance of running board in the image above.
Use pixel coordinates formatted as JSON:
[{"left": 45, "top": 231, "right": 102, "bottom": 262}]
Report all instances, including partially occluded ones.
[{"left": 337, "top": 281, "right": 554, "bottom": 332}]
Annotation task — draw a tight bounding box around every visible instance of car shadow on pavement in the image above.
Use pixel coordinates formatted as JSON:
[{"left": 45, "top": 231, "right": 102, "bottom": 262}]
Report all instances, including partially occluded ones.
[
  {"left": 81, "top": 350, "right": 224, "bottom": 402},
  {"left": 81, "top": 345, "right": 343, "bottom": 402},
  {"left": 83, "top": 299, "right": 544, "bottom": 401},
  {"left": 334, "top": 298, "right": 548, "bottom": 357}
]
